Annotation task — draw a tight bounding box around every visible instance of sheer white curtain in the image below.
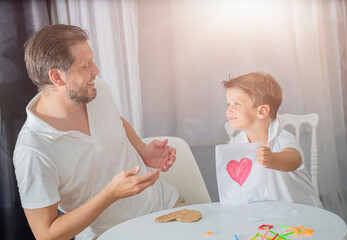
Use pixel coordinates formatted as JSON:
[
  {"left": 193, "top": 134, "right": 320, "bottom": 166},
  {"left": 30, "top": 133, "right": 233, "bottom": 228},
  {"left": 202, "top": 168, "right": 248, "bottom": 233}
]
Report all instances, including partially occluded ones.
[
  {"left": 48, "top": 0, "right": 143, "bottom": 136},
  {"left": 139, "top": 0, "right": 347, "bottom": 219}
]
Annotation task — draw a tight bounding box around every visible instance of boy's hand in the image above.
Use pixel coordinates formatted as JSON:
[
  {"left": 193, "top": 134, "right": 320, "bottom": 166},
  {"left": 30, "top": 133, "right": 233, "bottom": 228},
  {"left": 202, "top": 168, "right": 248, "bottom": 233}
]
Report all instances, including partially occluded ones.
[{"left": 256, "top": 146, "right": 273, "bottom": 168}]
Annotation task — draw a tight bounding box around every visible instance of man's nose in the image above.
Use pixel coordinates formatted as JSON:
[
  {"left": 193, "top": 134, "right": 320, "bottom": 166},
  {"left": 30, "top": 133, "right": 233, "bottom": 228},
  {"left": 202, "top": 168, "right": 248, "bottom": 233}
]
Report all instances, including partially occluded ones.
[{"left": 92, "top": 63, "right": 100, "bottom": 75}]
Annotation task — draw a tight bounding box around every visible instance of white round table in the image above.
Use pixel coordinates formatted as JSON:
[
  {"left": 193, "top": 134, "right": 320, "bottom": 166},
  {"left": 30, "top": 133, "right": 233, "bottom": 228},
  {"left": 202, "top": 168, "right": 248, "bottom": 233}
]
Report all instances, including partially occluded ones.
[{"left": 98, "top": 201, "right": 346, "bottom": 240}]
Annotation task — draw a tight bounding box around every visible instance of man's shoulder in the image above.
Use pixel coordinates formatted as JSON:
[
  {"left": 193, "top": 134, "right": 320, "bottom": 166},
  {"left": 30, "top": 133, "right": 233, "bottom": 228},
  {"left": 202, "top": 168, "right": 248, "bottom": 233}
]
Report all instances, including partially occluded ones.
[
  {"left": 91, "top": 77, "right": 116, "bottom": 104},
  {"left": 13, "top": 124, "right": 53, "bottom": 170},
  {"left": 95, "top": 76, "right": 107, "bottom": 89},
  {"left": 94, "top": 77, "right": 112, "bottom": 95},
  {"left": 15, "top": 123, "right": 51, "bottom": 152},
  {"left": 91, "top": 77, "right": 121, "bottom": 116}
]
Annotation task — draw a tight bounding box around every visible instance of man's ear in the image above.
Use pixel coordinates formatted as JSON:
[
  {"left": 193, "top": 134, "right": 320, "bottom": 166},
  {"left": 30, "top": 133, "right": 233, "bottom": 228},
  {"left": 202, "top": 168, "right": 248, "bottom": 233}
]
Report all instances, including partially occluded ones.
[
  {"left": 257, "top": 104, "right": 270, "bottom": 119},
  {"left": 48, "top": 69, "right": 66, "bottom": 87}
]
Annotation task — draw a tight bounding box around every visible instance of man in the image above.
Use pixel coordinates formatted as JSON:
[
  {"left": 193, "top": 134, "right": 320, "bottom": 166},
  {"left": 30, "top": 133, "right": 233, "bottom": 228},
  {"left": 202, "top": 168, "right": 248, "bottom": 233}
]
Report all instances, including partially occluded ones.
[{"left": 13, "top": 24, "right": 179, "bottom": 240}]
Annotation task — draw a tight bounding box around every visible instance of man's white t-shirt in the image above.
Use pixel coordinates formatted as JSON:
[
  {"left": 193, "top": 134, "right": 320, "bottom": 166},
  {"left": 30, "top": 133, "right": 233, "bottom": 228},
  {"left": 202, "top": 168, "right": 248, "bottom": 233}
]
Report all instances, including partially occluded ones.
[
  {"left": 229, "top": 119, "right": 323, "bottom": 208},
  {"left": 13, "top": 77, "right": 178, "bottom": 239}
]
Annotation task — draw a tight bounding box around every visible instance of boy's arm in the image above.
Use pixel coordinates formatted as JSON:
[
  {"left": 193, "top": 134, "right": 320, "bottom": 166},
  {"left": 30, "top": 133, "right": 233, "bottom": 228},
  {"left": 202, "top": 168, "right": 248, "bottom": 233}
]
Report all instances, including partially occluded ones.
[{"left": 257, "top": 146, "right": 301, "bottom": 172}]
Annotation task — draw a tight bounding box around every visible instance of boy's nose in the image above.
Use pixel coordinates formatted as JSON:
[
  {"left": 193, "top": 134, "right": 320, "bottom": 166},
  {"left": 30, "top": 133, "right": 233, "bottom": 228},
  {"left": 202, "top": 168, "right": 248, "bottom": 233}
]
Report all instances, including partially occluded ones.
[{"left": 227, "top": 106, "right": 233, "bottom": 114}]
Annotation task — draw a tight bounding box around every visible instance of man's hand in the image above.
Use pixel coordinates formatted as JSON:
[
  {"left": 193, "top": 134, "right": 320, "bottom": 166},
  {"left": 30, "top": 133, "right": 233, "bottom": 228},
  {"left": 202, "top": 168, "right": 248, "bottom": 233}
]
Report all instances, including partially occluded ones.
[
  {"left": 256, "top": 146, "right": 273, "bottom": 168},
  {"left": 24, "top": 165, "right": 159, "bottom": 240},
  {"left": 142, "top": 139, "right": 176, "bottom": 172},
  {"left": 120, "top": 118, "right": 176, "bottom": 172},
  {"left": 106, "top": 165, "right": 160, "bottom": 202}
]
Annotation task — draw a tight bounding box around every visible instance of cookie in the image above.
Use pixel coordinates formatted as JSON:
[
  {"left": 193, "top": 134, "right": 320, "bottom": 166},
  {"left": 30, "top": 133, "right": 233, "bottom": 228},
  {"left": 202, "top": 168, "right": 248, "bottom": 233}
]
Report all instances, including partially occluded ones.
[
  {"left": 174, "top": 208, "right": 189, "bottom": 221},
  {"left": 155, "top": 209, "right": 182, "bottom": 222},
  {"left": 155, "top": 208, "right": 202, "bottom": 223},
  {"left": 176, "top": 209, "right": 202, "bottom": 223}
]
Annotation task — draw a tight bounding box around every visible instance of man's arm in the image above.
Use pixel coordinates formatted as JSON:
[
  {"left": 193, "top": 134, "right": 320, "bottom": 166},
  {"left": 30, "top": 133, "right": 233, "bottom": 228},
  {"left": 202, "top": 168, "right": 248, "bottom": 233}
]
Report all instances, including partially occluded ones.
[
  {"left": 121, "top": 117, "right": 176, "bottom": 171},
  {"left": 121, "top": 117, "right": 146, "bottom": 158},
  {"left": 257, "top": 147, "right": 301, "bottom": 172},
  {"left": 24, "top": 166, "right": 159, "bottom": 240}
]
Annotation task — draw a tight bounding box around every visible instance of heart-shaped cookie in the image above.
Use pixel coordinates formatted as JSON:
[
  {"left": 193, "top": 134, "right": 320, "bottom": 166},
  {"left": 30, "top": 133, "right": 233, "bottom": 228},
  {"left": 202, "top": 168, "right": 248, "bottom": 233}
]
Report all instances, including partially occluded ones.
[
  {"left": 226, "top": 158, "right": 252, "bottom": 187},
  {"left": 155, "top": 208, "right": 202, "bottom": 223}
]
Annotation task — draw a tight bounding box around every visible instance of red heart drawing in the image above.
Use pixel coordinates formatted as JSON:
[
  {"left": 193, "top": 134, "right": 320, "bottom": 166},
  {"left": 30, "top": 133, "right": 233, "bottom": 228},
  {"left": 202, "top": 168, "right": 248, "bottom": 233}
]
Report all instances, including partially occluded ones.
[{"left": 226, "top": 158, "right": 252, "bottom": 187}]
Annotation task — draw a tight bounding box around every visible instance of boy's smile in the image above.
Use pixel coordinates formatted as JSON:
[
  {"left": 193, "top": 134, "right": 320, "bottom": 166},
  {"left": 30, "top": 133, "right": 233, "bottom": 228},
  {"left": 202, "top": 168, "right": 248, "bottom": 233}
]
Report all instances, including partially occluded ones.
[{"left": 228, "top": 116, "right": 238, "bottom": 121}]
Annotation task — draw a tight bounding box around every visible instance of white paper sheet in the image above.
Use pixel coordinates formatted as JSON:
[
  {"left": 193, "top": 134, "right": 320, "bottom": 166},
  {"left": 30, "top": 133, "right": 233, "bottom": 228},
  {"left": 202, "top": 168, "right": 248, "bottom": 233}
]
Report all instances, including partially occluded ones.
[{"left": 216, "top": 142, "right": 268, "bottom": 204}]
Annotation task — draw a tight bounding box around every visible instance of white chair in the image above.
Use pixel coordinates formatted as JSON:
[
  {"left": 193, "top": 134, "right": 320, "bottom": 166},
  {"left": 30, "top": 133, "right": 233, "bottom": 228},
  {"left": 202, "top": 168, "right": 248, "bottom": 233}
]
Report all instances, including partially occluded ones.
[
  {"left": 142, "top": 136, "right": 212, "bottom": 205},
  {"left": 224, "top": 113, "right": 319, "bottom": 196}
]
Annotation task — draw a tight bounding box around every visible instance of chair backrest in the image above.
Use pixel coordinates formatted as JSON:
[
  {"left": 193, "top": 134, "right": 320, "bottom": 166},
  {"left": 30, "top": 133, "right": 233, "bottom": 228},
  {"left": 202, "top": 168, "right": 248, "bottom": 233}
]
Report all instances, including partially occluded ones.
[
  {"left": 224, "top": 113, "right": 319, "bottom": 196},
  {"left": 278, "top": 113, "right": 319, "bottom": 196},
  {"left": 141, "top": 136, "right": 212, "bottom": 205}
]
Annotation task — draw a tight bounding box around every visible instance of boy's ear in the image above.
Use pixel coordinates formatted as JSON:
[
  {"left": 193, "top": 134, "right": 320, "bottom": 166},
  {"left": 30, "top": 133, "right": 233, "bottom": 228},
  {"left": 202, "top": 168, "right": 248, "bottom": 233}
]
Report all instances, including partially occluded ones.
[
  {"left": 48, "top": 68, "right": 66, "bottom": 87},
  {"left": 257, "top": 104, "right": 270, "bottom": 119}
]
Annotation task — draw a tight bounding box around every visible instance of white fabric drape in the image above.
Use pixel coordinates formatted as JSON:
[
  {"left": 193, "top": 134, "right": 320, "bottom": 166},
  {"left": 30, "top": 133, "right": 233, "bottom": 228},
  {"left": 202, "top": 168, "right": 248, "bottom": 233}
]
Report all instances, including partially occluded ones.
[
  {"left": 139, "top": 0, "right": 347, "bottom": 220},
  {"left": 49, "top": 0, "right": 143, "bottom": 136}
]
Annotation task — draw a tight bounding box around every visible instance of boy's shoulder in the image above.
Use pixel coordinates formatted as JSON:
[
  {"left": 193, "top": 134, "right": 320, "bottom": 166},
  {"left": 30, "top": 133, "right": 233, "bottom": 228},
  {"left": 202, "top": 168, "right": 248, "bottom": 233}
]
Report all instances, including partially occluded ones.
[
  {"left": 270, "top": 127, "right": 303, "bottom": 156},
  {"left": 275, "top": 128, "right": 298, "bottom": 145}
]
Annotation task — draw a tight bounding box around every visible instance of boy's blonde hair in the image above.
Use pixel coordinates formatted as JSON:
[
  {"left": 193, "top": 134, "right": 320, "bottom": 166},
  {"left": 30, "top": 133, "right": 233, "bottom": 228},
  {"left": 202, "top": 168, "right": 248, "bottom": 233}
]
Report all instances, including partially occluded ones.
[{"left": 222, "top": 72, "right": 282, "bottom": 119}]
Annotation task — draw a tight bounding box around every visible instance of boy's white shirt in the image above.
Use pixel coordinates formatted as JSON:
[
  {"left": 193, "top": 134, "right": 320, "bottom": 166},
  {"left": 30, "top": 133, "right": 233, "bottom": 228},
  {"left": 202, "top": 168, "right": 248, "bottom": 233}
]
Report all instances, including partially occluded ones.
[
  {"left": 227, "top": 118, "right": 323, "bottom": 208},
  {"left": 13, "top": 77, "right": 179, "bottom": 239}
]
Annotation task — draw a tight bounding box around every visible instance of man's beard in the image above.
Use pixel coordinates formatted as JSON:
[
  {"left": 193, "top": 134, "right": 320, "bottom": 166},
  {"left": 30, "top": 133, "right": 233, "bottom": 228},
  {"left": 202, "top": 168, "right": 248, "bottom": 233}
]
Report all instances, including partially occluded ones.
[
  {"left": 66, "top": 81, "right": 97, "bottom": 104},
  {"left": 68, "top": 88, "right": 97, "bottom": 104}
]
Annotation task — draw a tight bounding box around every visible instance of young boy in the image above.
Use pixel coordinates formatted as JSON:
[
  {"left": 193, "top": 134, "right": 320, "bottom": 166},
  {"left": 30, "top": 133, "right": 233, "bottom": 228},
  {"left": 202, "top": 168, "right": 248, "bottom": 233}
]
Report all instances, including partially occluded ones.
[{"left": 222, "top": 72, "right": 322, "bottom": 207}]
